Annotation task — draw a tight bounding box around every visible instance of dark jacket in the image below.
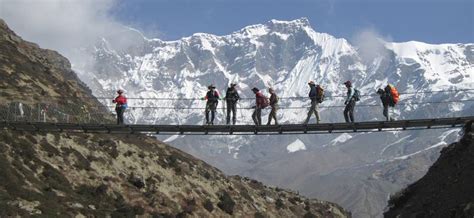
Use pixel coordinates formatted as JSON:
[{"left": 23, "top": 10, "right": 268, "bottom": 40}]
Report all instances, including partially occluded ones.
[
  {"left": 380, "top": 92, "right": 391, "bottom": 107},
  {"left": 225, "top": 87, "right": 240, "bottom": 104},
  {"left": 269, "top": 93, "right": 278, "bottom": 107},
  {"left": 205, "top": 90, "right": 219, "bottom": 104},
  {"left": 308, "top": 85, "right": 317, "bottom": 99}
]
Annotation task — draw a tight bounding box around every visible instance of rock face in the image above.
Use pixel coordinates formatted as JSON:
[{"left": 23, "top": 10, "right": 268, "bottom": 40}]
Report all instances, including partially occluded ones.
[
  {"left": 0, "top": 19, "right": 349, "bottom": 217},
  {"left": 384, "top": 121, "right": 474, "bottom": 217}
]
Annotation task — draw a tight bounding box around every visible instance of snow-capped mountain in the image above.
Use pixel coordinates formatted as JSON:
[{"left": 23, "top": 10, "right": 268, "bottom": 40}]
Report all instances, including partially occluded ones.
[{"left": 73, "top": 18, "right": 474, "bottom": 217}]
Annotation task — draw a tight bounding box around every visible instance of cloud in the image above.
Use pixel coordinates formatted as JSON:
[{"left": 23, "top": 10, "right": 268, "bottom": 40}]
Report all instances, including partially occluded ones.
[
  {"left": 0, "top": 0, "right": 125, "bottom": 60},
  {"left": 351, "top": 28, "right": 393, "bottom": 63}
]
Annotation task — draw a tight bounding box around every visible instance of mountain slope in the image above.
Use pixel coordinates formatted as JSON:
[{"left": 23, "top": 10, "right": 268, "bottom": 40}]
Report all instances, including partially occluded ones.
[
  {"left": 0, "top": 19, "right": 349, "bottom": 217},
  {"left": 384, "top": 121, "right": 474, "bottom": 217}
]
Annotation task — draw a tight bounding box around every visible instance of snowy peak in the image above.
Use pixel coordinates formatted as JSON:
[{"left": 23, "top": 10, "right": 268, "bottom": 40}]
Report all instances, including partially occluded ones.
[
  {"left": 77, "top": 18, "right": 473, "bottom": 126},
  {"left": 385, "top": 41, "right": 474, "bottom": 89}
]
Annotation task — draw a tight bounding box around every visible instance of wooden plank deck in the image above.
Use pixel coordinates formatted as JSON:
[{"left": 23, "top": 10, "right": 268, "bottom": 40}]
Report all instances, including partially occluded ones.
[{"left": 1, "top": 116, "right": 472, "bottom": 135}]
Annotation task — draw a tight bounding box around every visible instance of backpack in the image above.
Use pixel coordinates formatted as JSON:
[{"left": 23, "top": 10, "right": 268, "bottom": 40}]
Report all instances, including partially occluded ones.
[
  {"left": 122, "top": 103, "right": 128, "bottom": 109},
  {"left": 316, "top": 86, "right": 325, "bottom": 103},
  {"left": 353, "top": 89, "right": 361, "bottom": 102},
  {"left": 386, "top": 84, "right": 399, "bottom": 106},
  {"left": 262, "top": 97, "right": 270, "bottom": 108}
]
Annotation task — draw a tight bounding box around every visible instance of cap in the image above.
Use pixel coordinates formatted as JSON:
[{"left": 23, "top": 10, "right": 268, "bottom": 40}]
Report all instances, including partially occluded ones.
[
  {"left": 117, "top": 89, "right": 124, "bottom": 94},
  {"left": 251, "top": 87, "right": 259, "bottom": 92},
  {"left": 308, "top": 81, "right": 315, "bottom": 85},
  {"left": 343, "top": 81, "right": 352, "bottom": 86},
  {"left": 208, "top": 84, "right": 216, "bottom": 89},
  {"left": 230, "top": 83, "right": 237, "bottom": 87}
]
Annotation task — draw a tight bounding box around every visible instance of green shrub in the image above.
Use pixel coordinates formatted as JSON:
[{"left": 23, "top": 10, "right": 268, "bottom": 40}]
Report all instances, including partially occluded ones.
[
  {"left": 217, "top": 191, "right": 235, "bottom": 215},
  {"left": 275, "top": 198, "right": 284, "bottom": 209},
  {"left": 203, "top": 199, "right": 214, "bottom": 212}
]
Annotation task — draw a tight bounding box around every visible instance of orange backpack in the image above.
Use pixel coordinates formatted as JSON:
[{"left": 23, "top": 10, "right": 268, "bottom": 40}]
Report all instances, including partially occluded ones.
[{"left": 386, "top": 84, "right": 400, "bottom": 105}]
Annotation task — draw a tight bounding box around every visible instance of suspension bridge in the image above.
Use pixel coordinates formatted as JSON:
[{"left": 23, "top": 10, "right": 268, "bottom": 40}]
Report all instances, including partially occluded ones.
[
  {"left": 1, "top": 88, "right": 472, "bottom": 135},
  {"left": 1, "top": 116, "right": 473, "bottom": 135}
]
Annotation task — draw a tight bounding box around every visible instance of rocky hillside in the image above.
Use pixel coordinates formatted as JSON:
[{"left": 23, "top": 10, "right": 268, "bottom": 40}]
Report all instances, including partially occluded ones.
[
  {"left": 384, "top": 121, "right": 474, "bottom": 217},
  {"left": 0, "top": 19, "right": 349, "bottom": 217}
]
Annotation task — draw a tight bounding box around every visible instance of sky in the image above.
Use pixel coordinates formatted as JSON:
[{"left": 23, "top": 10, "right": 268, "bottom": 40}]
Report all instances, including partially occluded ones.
[
  {"left": 0, "top": 0, "right": 472, "bottom": 58},
  {"left": 112, "top": 0, "right": 473, "bottom": 43}
]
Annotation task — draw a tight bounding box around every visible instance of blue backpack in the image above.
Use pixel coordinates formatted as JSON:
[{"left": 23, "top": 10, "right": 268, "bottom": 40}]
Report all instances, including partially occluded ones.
[{"left": 353, "top": 89, "right": 361, "bottom": 101}]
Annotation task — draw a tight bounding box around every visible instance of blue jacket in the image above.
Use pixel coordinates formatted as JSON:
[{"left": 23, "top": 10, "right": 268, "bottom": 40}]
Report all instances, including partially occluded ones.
[{"left": 308, "top": 85, "right": 317, "bottom": 99}]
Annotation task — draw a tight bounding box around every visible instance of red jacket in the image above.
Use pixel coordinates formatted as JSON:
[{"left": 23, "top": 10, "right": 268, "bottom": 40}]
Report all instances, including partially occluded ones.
[
  {"left": 113, "top": 95, "right": 127, "bottom": 106},
  {"left": 255, "top": 92, "right": 266, "bottom": 108}
]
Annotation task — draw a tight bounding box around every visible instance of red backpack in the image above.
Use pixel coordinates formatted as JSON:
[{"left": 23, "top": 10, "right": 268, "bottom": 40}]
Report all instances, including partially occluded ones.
[
  {"left": 262, "top": 97, "right": 270, "bottom": 108},
  {"left": 386, "top": 84, "right": 400, "bottom": 105}
]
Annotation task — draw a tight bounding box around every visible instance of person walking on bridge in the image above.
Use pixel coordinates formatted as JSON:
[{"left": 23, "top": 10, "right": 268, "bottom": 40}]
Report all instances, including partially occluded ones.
[
  {"left": 267, "top": 88, "right": 279, "bottom": 125},
  {"left": 251, "top": 87, "right": 268, "bottom": 126},
  {"left": 203, "top": 84, "right": 220, "bottom": 125},
  {"left": 225, "top": 83, "right": 240, "bottom": 125},
  {"left": 343, "top": 81, "right": 358, "bottom": 123},
  {"left": 304, "top": 81, "right": 322, "bottom": 124},
  {"left": 112, "top": 89, "right": 127, "bottom": 125},
  {"left": 377, "top": 88, "right": 392, "bottom": 121}
]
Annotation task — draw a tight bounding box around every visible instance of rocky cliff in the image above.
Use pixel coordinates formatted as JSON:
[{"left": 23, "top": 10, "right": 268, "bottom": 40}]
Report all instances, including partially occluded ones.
[
  {"left": 0, "top": 19, "right": 349, "bottom": 217},
  {"left": 384, "top": 121, "right": 474, "bottom": 217}
]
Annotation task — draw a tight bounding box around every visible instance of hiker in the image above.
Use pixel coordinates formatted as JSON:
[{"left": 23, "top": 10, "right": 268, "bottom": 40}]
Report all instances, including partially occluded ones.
[
  {"left": 267, "top": 88, "right": 279, "bottom": 125},
  {"left": 377, "top": 88, "right": 390, "bottom": 121},
  {"left": 304, "top": 81, "right": 322, "bottom": 124},
  {"left": 112, "top": 89, "right": 127, "bottom": 125},
  {"left": 203, "top": 84, "right": 220, "bottom": 125},
  {"left": 251, "top": 87, "right": 267, "bottom": 126},
  {"left": 383, "top": 84, "right": 399, "bottom": 121},
  {"left": 343, "top": 81, "right": 357, "bottom": 123},
  {"left": 225, "top": 83, "right": 240, "bottom": 125}
]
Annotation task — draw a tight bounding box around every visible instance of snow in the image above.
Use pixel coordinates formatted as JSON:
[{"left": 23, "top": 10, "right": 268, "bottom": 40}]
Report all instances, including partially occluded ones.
[
  {"left": 326, "top": 133, "right": 353, "bottom": 147},
  {"left": 380, "top": 135, "right": 412, "bottom": 155},
  {"left": 392, "top": 129, "right": 459, "bottom": 161},
  {"left": 163, "top": 135, "right": 180, "bottom": 143},
  {"left": 287, "top": 139, "right": 307, "bottom": 153}
]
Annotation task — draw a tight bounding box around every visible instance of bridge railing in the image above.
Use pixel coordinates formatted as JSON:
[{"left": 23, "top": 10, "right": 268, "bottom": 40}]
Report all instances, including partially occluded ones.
[{"left": 0, "top": 88, "right": 473, "bottom": 125}]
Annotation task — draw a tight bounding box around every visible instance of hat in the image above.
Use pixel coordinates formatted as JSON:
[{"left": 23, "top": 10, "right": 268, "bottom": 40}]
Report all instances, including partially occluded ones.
[
  {"left": 251, "top": 87, "right": 259, "bottom": 92},
  {"left": 117, "top": 89, "right": 124, "bottom": 94},
  {"left": 208, "top": 84, "right": 216, "bottom": 89},
  {"left": 268, "top": 87, "right": 274, "bottom": 92},
  {"left": 230, "top": 83, "right": 237, "bottom": 87},
  {"left": 343, "top": 81, "right": 352, "bottom": 86},
  {"left": 376, "top": 88, "right": 384, "bottom": 94},
  {"left": 308, "top": 81, "right": 315, "bottom": 85}
]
